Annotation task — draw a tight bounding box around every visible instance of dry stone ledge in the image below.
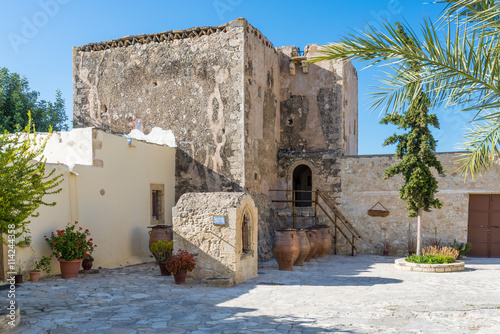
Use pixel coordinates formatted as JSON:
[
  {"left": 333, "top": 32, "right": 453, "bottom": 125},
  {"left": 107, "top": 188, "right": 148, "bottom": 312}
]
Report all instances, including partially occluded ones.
[
  {"left": 0, "top": 305, "right": 20, "bottom": 332},
  {"left": 394, "top": 258, "right": 465, "bottom": 272}
]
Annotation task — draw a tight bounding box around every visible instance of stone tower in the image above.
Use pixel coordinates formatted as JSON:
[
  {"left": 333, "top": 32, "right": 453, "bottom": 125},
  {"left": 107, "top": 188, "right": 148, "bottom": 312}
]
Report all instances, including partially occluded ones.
[{"left": 73, "top": 18, "right": 358, "bottom": 204}]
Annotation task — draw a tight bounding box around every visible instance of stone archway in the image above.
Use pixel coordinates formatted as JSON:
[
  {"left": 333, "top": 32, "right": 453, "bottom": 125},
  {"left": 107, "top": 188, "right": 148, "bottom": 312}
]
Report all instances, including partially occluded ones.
[{"left": 292, "top": 164, "right": 312, "bottom": 208}]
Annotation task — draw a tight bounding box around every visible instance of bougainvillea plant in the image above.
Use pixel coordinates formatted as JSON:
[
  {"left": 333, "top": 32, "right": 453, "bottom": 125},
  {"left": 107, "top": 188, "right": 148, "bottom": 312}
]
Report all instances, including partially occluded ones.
[
  {"left": 164, "top": 250, "right": 196, "bottom": 274},
  {"left": 45, "top": 222, "right": 96, "bottom": 261}
]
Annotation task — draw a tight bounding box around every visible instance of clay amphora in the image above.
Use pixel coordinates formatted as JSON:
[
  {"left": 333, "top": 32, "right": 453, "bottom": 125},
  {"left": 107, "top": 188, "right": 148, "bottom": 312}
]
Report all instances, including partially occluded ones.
[
  {"left": 293, "top": 229, "right": 311, "bottom": 266},
  {"left": 273, "top": 229, "right": 300, "bottom": 270},
  {"left": 304, "top": 230, "right": 318, "bottom": 262},
  {"left": 310, "top": 228, "right": 323, "bottom": 259},
  {"left": 317, "top": 225, "right": 332, "bottom": 257},
  {"left": 148, "top": 225, "right": 173, "bottom": 259}
]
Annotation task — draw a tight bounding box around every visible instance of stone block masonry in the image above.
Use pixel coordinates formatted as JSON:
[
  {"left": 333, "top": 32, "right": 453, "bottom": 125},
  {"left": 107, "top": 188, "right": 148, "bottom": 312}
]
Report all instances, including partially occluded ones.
[
  {"left": 73, "top": 18, "right": 357, "bottom": 205},
  {"left": 341, "top": 153, "right": 500, "bottom": 255},
  {"left": 73, "top": 20, "right": 247, "bottom": 201},
  {"left": 172, "top": 192, "right": 258, "bottom": 286}
]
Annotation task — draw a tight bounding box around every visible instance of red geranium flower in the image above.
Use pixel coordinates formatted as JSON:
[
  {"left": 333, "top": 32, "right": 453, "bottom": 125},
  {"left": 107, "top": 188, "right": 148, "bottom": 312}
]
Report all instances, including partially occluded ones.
[{"left": 45, "top": 222, "right": 96, "bottom": 261}]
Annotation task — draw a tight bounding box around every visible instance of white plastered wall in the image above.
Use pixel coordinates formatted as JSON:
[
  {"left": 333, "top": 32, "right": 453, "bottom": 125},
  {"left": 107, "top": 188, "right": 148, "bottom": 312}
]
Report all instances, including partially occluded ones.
[{"left": 9, "top": 129, "right": 175, "bottom": 277}]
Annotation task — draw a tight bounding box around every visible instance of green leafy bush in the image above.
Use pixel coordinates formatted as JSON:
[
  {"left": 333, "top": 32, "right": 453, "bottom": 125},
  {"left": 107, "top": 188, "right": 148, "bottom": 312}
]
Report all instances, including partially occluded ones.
[
  {"left": 150, "top": 240, "right": 173, "bottom": 263},
  {"left": 406, "top": 254, "right": 455, "bottom": 264},
  {"left": 451, "top": 239, "right": 472, "bottom": 257}
]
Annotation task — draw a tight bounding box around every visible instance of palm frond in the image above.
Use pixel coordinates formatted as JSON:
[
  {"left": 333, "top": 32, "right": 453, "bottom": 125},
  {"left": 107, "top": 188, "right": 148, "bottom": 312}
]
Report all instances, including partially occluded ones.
[{"left": 456, "top": 114, "right": 500, "bottom": 178}]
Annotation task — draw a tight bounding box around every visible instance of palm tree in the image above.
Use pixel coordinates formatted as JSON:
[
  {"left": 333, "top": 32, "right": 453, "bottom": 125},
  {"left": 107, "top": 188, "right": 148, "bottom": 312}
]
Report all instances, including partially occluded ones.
[{"left": 310, "top": 0, "right": 500, "bottom": 179}]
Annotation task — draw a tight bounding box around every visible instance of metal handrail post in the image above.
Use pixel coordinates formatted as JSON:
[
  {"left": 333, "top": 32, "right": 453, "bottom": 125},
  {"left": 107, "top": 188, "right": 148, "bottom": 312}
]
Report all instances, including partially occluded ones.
[{"left": 314, "top": 191, "right": 318, "bottom": 225}]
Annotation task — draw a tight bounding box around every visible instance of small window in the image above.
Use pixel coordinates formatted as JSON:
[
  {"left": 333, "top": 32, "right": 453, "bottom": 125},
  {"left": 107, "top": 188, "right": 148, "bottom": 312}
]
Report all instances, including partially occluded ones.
[
  {"left": 151, "top": 184, "right": 165, "bottom": 224},
  {"left": 242, "top": 211, "right": 252, "bottom": 255}
]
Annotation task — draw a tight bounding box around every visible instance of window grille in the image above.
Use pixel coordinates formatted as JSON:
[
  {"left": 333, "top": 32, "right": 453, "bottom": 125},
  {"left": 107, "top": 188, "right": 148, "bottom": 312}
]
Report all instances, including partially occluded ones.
[
  {"left": 242, "top": 211, "right": 252, "bottom": 254},
  {"left": 150, "top": 184, "right": 164, "bottom": 224}
]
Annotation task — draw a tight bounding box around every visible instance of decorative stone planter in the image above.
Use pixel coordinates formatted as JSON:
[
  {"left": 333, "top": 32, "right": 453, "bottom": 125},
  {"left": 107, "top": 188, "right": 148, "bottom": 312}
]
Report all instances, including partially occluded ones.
[{"left": 394, "top": 258, "right": 465, "bottom": 272}]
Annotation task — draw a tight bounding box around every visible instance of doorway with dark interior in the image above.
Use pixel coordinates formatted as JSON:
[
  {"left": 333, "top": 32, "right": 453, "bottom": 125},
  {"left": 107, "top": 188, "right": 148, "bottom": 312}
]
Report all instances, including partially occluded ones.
[{"left": 293, "top": 164, "right": 312, "bottom": 208}]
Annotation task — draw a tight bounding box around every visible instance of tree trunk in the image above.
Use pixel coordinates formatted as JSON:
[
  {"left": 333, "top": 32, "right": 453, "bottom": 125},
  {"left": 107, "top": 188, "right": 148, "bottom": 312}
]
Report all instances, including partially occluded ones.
[{"left": 416, "top": 208, "right": 423, "bottom": 255}]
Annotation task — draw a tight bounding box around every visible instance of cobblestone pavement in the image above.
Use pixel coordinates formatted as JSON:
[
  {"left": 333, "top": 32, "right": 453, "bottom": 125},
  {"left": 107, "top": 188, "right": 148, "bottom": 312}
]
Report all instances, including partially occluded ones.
[{"left": 6, "top": 255, "right": 500, "bottom": 333}]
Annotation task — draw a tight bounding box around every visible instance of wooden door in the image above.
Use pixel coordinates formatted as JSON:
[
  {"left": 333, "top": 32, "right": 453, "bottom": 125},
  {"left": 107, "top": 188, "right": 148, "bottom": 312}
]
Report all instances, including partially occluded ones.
[{"left": 468, "top": 194, "right": 500, "bottom": 257}]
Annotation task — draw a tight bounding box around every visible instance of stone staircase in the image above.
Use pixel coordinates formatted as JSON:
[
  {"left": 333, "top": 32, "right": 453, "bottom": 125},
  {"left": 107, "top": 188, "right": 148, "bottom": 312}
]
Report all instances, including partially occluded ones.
[{"left": 271, "top": 188, "right": 362, "bottom": 255}]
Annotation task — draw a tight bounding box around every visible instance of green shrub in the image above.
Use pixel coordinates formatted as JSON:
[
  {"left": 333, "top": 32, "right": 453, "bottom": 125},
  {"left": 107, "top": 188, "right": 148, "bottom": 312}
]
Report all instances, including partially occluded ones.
[
  {"left": 406, "top": 245, "right": 458, "bottom": 264},
  {"left": 405, "top": 254, "right": 455, "bottom": 264},
  {"left": 451, "top": 239, "right": 472, "bottom": 257},
  {"left": 151, "top": 240, "right": 173, "bottom": 263}
]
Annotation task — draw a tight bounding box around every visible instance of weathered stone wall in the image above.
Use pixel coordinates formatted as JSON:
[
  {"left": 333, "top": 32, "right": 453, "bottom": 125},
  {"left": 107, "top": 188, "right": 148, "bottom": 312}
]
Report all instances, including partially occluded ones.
[
  {"left": 273, "top": 46, "right": 357, "bottom": 205},
  {"left": 252, "top": 194, "right": 286, "bottom": 261},
  {"left": 73, "top": 20, "right": 246, "bottom": 200},
  {"left": 71, "top": 19, "right": 360, "bottom": 261},
  {"left": 243, "top": 21, "right": 280, "bottom": 195},
  {"left": 172, "top": 192, "right": 258, "bottom": 285},
  {"left": 276, "top": 150, "right": 343, "bottom": 206},
  {"left": 341, "top": 153, "right": 500, "bottom": 255},
  {"left": 278, "top": 45, "right": 345, "bottom": 152},
  {"left": 340, "top": 61, "right": 358, "bottom": 156}
]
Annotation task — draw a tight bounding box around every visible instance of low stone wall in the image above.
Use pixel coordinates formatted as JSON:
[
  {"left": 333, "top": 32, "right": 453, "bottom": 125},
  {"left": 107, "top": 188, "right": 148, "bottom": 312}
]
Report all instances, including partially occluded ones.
[
  {"left": 0, "top": 305, "right": 19, "bottom": 332},
  {"left": 394, "top": 258, "right": 465, "bottom": 272}
]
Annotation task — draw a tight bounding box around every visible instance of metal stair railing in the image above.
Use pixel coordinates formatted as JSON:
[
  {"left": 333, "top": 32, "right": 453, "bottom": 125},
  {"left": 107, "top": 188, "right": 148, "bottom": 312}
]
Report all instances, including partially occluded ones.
[{"left": 270, "top": 188, "right": 361, "bottom": 256}]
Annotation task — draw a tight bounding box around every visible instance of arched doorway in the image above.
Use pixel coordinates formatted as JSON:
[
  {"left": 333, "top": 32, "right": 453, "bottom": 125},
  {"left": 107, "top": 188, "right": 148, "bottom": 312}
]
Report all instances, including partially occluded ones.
[{"left": 293, "top": 164, "right": 312, "bottom": 207}]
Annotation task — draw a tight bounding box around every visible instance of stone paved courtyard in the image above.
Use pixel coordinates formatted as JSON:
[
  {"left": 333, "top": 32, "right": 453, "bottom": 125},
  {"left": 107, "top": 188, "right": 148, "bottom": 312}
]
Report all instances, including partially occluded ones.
[{"left": 7, "top": 255, "right": 500, "bottom": 333}]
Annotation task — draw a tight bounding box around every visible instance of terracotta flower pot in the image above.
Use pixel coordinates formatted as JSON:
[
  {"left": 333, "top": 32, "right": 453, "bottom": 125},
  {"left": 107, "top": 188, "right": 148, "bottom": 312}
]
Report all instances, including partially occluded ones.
[
  {"left": 273, "top": 229, "right": 300, "bottom": 270},
  {"left": 293, "top": 229, "right": 310, "bottom": 266},
  {"left": 14, "top": 274, "right": 23, "bottom": 284},
  {"left": 82, "top": 260, "right": 93, "bottom": 271},
  {"left": 173, "top": 270, "right": 187, "bottom": 284},
  {"left": 158, "top": 262, "right": 171, "bottom": 276},
  {"left": 58, "top": 258, "right": 82, "bottom": 278},
  {"left": 29, "top": 271, "right": 41, "bottom": 282}
]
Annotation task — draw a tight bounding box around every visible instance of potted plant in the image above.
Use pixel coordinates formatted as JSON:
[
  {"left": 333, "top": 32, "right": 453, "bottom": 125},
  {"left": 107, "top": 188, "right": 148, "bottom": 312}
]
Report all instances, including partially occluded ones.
[
  {"left": 45, "top": 222, "right": 96, "bottom": 278},
  {"left": 164, "top": 249, "right": 196, "bottom": 284},
  {"left": 82, "top": 254, "right": 94, "bottom": 271},
  {"left": 151, "top": 240, "right": 173, "bottom": 276},
  {"left": 29, "top": 256, "right": 52, "bottom": 282},
  {"left": 382, "top": 239, "right": 391, "bottom": 256},
  {"left": 14, "top": 261, "right": 25, "bottom": 284}
]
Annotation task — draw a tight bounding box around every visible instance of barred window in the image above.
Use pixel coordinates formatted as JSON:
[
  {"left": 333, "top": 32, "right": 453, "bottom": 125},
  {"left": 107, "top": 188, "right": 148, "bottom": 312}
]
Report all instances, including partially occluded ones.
[
  {"left": 242, "top": 211, "right": 252, "bottom": 254},
  {"left": 150, "top": 184, "right": 164, "bottom": 224}
]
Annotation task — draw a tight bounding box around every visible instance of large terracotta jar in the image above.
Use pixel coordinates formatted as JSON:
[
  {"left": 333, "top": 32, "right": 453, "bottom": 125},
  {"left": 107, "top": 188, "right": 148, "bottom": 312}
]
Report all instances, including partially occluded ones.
[
  {"left": 58, "top": 258, "right": 82, "bottom": 278},
  {"left": 273, "top": 229, "right": 300, "bottom": 270},
  {"left": 148, "top": 225, "right": 173, "bottom": 259},
  {"left": 317, "top": 225, "right": 332, "bottom": 257},
  {"left": 304, "top": 230, "right": 318, "bottom": 262},
  {"left": 310, "top": 228, "right": 324, "bottom": 259},
  {"left": 293, "top": 229, "right": 311, "bottom": 266}
]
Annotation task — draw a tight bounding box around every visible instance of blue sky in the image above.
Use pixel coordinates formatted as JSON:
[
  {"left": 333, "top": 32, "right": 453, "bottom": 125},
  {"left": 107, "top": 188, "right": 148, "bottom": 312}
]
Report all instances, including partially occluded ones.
[{"left": 0, "top": 0, "right": 472, "bottom": 154}]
